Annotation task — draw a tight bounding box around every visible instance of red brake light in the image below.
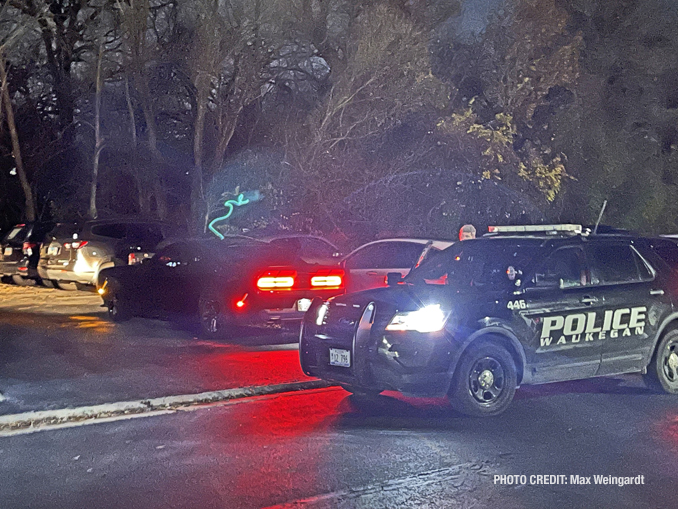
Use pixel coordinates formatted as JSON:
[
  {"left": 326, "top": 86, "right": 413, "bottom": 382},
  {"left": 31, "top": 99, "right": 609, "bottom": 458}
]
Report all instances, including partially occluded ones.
[
  {"left": 257, "top": 270, "right": 296, "bottom": 289},
  {"left": 311, "top": 269, "right": 345, "bottom": 288},
  {"left": 22, "top": 242, "right": 37, "bottom": 254},
  {"left": 71, "top": 241, "right": 88, "bottom": 249}
]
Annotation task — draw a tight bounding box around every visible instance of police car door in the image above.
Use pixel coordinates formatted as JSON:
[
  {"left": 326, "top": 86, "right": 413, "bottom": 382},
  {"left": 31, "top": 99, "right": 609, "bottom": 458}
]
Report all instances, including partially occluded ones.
[
  {"left": 585, "top": 241, "right": 663, "bottom": 376},
  {"left": 520, "top": 246, "right": 603, "bottom": 383}
]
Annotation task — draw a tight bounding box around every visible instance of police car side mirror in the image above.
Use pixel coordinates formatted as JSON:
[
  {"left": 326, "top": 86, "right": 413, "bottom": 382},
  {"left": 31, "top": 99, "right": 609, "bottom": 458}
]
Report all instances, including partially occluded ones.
[{"left": 386, "top": 272, "right": 403, "bottom": 286}]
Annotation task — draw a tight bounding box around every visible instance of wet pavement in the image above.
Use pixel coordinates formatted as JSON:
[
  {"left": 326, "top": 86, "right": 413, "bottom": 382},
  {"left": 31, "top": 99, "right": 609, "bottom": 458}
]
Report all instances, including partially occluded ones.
[
  {"left": 0, "top": 285, "right": 305, "bottom": 415},
  {"left": 1, "top": 284, "right": 677, "bottom": 508}
]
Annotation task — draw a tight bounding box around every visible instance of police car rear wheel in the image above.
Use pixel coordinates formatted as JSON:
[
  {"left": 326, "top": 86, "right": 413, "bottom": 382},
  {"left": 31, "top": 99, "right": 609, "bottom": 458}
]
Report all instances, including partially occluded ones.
[
  {"left": 645, "top": 330, "right": 678, "bottom": 394},
  {"left": 449, "top": 341, "right": 517, "bottom": 417}
]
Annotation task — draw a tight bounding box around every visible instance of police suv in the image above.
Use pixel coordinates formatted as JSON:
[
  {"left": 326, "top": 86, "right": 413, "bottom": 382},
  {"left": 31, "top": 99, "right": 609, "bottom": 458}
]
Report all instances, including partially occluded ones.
[{"left": 299, "top": 225, "right": 678, "bottom": 416}]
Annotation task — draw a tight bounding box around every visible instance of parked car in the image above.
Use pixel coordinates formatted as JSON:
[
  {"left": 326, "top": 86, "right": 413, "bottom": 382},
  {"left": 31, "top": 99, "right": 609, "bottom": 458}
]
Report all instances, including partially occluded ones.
[
  {"left": 97, "top": 237, "right": 346, "bottom": 337},
  {"left": 0, "top": 222, "right": 55, "bottom": 285},
  {"left": 38, "top": 219, "right": 179, "bottom": 289},
  {"left": 341, "top": 238, "right": 454, "bottom": 293},
  {"left": 257, "top": 233, "right": 342, "bottom": 265},
  {"left": 301, "top": 224, "right": 678, "bottom": 417}
]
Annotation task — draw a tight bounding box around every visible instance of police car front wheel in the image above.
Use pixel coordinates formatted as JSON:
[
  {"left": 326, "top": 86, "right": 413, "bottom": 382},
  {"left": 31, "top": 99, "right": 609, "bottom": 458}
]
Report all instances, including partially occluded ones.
[
  {"left": 448, "top": 341, "right": 517, "bottom": 417},
  {"left": 645, "top": 329, "right": 678, "bottom": 394}
]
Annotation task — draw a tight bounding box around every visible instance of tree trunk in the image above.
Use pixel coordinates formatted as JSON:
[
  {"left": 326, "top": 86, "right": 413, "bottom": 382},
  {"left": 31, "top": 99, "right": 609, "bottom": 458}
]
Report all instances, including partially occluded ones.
[
  {"left": 124, "top": 76, "right": 137, "bottom": 148},
  {"left": 0, "top": 54, "right": 35, "bottom": 222},
  {"left": 191, "top": 93, "right": 207, "bottom": 233},
  {"left": 211, "top": 104, "right": 243, "bottom": 175},
  {"left": 89, "top": 43, "right": 105, "bottom": 220}
]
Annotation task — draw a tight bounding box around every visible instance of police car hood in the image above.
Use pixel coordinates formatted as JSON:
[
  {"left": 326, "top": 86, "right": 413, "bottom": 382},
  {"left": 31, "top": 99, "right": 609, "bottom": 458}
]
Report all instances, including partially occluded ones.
[{"left": 331, "top": 284, "right": 490, "bottom": 312}]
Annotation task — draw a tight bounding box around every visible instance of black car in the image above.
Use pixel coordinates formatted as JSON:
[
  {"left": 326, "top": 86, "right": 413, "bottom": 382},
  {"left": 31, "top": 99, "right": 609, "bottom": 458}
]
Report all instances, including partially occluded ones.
[
  {"left": 0, "top": 222, "right": 55, "bottom": 285},
  {"left": 300, "top": 225, "right": 678, "bottom": 416},
  {"left": 97, "top": 237, "right": 346, "bottom": 337}
]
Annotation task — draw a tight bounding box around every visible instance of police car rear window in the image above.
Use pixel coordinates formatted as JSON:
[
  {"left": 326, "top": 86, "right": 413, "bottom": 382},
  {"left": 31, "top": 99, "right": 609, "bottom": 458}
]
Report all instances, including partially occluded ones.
[
  {"left": 586, "top": 244, "right": 653, "bottom": 285},
  {"left": 407, "top": 242, "right": 539, "bottom": 288}
]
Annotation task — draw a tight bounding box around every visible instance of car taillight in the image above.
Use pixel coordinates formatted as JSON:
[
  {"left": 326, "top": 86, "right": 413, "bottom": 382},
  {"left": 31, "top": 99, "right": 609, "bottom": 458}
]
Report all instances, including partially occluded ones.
[
  {"left": 65, "top": 241, "right": 88, "bottom": 249},
  {"left": 311, "top": 269, "right": 345, "bottom": 288},
  {"left": 257, "top": 270, "right": 297, "bottom": 289},
  {"left": 22, "top": 242, "right": 37, "bottom": 255}
]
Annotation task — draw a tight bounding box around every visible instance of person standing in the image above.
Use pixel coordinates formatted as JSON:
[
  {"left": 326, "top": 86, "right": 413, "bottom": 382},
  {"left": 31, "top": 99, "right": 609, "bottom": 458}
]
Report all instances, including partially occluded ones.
[{"left": 459, "top": 224, "right": 476, "bottom": 241}]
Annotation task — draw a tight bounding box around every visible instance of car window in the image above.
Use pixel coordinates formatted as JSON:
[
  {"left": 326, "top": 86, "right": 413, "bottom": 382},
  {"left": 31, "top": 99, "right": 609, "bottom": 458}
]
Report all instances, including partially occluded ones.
[
  {"left": 301, "top": 238, "right": 336, "bottom": 258},
  {"left": 407, "top": 241, "right": 539, "bottom": 288},
  {"left": 156, "top": 243, "right": 197, "bottom": 266},
  {"left": 4, "top": 225, "right": 29, "bottom": 244},
  {"left": 586, "top": 243, "right": 651, "bottom": 285},
  {"left": 346, "top": 242, "right": 423, "bottom": 269},
  {"left": 46, "top": 223, "right": 81, "bottom": 242},
  {"left": 91, "top": 223, "right": 127, "bottom": 239},
  {"left": 532, "top": 247, "right": 586, "bottom": 288},
  {"left": 126, "top": 224, "right": 164, "bottom": 246},
  {"left": 651, "top": 241, "right": 678, "bottom": 270}
]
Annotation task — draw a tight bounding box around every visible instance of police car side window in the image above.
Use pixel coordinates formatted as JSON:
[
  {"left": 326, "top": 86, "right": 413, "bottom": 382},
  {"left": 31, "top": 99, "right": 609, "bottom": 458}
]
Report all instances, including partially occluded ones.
[
  {"left": 532, "top": 248, "right": 585, "bottom": 289},
  {"left": 587, "top": 244, "right": 648, "bottom": 285}
]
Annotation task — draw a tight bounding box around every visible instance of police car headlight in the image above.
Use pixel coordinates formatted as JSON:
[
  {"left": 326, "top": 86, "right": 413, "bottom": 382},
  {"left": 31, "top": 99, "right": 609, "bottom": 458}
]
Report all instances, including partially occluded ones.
[
  {"left": 385, "top": 304, "right": 448, "bottom": 333},
  {"left": 315, "top": 302, "right": 329, "bottom": 326}
]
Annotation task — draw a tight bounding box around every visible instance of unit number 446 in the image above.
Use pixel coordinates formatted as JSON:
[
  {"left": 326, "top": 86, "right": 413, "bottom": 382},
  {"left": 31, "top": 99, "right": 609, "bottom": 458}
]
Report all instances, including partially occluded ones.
[{"left": 507, "top": 300, "right": 527, "bottom": 310}]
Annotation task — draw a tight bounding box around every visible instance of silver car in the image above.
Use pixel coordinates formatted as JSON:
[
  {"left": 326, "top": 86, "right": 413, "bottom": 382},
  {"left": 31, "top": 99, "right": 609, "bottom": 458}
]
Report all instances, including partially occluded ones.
[{"left": 38, "top": 220, "right": 178, "bottom": 288}]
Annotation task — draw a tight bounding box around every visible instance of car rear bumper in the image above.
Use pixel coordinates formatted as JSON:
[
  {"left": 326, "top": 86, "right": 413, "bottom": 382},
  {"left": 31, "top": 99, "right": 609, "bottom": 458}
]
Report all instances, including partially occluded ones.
[
  {"left": 38, "top": 264, "right": 96, "bottom": 285},
  {"left": 0, "top": 261, "right": 19, "bottom": 277}
]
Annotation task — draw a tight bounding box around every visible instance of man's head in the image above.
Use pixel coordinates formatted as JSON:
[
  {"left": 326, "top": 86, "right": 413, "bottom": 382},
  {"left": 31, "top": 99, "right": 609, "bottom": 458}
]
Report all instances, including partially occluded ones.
[{"left": 459, "top": 224, "right": 476, "bottom": 241}]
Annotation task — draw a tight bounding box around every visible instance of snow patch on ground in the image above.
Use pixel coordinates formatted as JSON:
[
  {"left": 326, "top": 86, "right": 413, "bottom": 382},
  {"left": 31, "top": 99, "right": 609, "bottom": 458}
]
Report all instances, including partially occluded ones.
[{"left": 0, "top": 284, "right": 104, "bottom": 315}]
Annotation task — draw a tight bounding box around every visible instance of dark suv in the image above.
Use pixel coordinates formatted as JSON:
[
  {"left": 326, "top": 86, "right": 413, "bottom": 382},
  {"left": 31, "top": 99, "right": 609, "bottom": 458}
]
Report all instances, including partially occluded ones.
[
  {"left": 300, "top": 225, "right": 678, "bottom": 416},
  {"left": 0, "top": 222, "right": 55, "bottom": 285},
  {"left": 38, "top": 219, "right": 178, "bottom": 288}
]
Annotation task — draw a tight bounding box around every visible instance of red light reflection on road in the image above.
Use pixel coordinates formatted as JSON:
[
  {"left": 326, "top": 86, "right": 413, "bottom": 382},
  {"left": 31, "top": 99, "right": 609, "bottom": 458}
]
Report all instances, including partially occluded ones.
[
  {"left": 196, "top": 349, "right": 310, "bottom": 390},
  {"left": 195, "top": 388, "right": 348, "bottom": 508},
  {"left": 655, "top": 412, "right": 678, "bottom": 451}
]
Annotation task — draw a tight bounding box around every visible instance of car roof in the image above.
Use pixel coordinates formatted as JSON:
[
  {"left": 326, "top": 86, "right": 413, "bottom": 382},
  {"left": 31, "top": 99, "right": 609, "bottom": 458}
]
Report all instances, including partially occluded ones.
[
  {"left": 255, "top": 233, "right": 339, "bottom": 247},
  {"left": 344, "top": 238, "right": 455, "bottom": 258}
]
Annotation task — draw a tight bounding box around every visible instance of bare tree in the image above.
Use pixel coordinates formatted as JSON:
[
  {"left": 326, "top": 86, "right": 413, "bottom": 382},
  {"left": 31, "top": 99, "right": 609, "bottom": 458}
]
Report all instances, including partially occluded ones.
[
  {"left": 88, "top": 41, "right": 104, "bottom": 219},
  {"left": 280, "top": 3, "right": 447, "bottom": 223},
  {"left": 0, "top": 18, "right": 35, "bottom": 222}
]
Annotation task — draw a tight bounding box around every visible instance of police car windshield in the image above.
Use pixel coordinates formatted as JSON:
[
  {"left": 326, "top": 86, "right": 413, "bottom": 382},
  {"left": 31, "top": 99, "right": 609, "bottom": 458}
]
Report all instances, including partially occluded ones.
[{"left": 405, "top": 241, "right": 540, "bottom": 289}]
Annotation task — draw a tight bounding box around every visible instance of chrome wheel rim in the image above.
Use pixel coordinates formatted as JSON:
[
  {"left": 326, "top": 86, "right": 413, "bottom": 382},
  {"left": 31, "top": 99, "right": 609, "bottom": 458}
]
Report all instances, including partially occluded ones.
[
  {"left": 662, "top": 339, "right": 678, "bottom": 384},
  {"left": 468, "top": 356, "right": 505, "bottom": 404},
  {"left": 201, "top": 300, "right": 219, "bottom": 334}
]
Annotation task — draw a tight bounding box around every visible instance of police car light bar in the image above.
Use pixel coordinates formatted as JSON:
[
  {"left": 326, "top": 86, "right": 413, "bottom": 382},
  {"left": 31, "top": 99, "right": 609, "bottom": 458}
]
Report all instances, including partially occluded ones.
[{"left": 488, "top": 224, "right": 583, "bottom": 234}]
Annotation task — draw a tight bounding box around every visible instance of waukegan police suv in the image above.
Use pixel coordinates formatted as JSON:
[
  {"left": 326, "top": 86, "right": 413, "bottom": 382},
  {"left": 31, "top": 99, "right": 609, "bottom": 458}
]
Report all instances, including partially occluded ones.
[{"left": 300, "top": 225, "right": 678, "bottom": 416}]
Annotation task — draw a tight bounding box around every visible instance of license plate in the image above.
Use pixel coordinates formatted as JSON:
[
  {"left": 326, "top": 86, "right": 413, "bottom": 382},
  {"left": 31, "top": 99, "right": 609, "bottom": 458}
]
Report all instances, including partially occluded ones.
[
  {"left": 329, "top": 348, "right": 350, "bottom": 368},
  {"left": 3, "top": 247, "right": 11, "bottom": 256},
  {"left": 296, "top": 298, "right": 312, "bottom": 312},
  {"left": 48, "top": 246, "right": 60, "bottom": 256}
]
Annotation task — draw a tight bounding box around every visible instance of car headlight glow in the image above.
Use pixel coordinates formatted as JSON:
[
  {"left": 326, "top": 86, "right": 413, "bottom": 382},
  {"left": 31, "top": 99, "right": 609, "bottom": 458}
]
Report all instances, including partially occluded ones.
[
  {"left": 385, "top": 304, "right": 448, "bottom": 333},
  {"left": 316, "top": 302, "right": 329, "bottom": 326}
]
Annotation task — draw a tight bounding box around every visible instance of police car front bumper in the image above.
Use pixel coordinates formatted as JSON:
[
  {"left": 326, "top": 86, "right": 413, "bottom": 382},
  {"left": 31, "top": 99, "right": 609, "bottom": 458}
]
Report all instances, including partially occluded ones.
[{"left": 300, "top": 313, "right": 455, "bottom": 398}]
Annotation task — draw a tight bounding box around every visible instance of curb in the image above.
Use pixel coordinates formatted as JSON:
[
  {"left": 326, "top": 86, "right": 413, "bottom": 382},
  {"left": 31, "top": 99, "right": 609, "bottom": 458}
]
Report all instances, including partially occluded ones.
[{"left": 0, "top": 380, "right": 337, "bottom": 434}]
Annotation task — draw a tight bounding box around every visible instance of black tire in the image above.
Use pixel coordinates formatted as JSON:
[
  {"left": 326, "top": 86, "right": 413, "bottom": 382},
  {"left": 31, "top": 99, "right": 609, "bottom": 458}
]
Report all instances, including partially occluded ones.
[
  {"left": 448, "top": 340, "right": 517, "bottom": 417},
  {"left": 107, "top": 291, "right": 132, "bottom": 322},
  {"left": 198, "top": 293, "right": 234, "bottom": 339},
  {"left": 644, "top": 329, "right": 678, "bottom": 394},
  {"left": 12, "top": 275, "right": 35, "bottom": 286},
  {"left": 41, "top": 279, "right": 57, "bottom": 288},
  {"left": 56, "top": 281, "right": 78, "bottom": 291}
]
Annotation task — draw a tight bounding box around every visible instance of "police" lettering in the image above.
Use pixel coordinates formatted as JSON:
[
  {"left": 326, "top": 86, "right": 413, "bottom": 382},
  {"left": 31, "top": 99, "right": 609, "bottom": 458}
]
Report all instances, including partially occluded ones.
[{"left": 539, "top": 306, "right": 647, "bottom": 348}]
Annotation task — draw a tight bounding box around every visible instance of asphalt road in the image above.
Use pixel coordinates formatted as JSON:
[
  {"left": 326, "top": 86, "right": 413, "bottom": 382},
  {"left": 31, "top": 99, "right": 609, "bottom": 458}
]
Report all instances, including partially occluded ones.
[{"left": 1, "top": 285, "right": 678, "bottom": 508}]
